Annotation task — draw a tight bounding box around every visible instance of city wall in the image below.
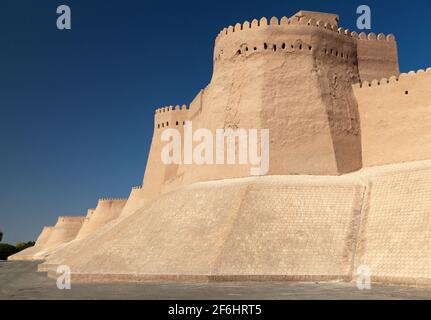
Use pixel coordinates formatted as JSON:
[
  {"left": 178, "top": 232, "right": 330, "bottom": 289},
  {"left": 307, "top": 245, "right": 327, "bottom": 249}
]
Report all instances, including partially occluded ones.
[{"left": 354, "top": 69, "right": 431, "bottom": 167}]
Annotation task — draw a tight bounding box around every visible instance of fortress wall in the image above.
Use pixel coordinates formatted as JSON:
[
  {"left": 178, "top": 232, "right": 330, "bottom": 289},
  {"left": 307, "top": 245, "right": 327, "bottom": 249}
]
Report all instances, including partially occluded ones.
[
  {"left": 211, "top": 19, "right": 362, "bottom": 176},
  {"left": 154, "top": 104, "right": 189, "bottom": 131},
  {"left": 213, "top": 180, "right": 365, "bottom": 279},
  {"left": 43, "top": 216, "right": 85, "bottom": 248},
  {"left": 7, "top": 226, "right": 54, "bottom": 261},
  {"left": 141, "top": 27, "right": 403, "bottom": 201},
  {"left": 291, "top": 11, "right": 339, "bottom": 27},
  {"left": 48, "top": 181, "right": 250, "bottom": 278},
  {"left": 44, "top": 176, "right": 365, "bottom": 282},
  {"left": 214, "top": 16, "right": 352, "bottom": 65},
  {"left": 354, "top": 162, "right": 431, "bottom": 286},
  {"left": 15, "top": 216, "right": 86, "bottom": 261},
  {"left": 353, "top": 69, "right": 431, "bottom": 167},
  {"left": 76, "top": 199, "right": 127, "bottom": 239},
  {"left": 140, "top": 17, "right": 366, "bottom": 202},
  {"left": 142, "top": 104, "right": 190, "bottom": 200},
  {"left": 356, "top": 32, "right": 399, "bottom": 82}
]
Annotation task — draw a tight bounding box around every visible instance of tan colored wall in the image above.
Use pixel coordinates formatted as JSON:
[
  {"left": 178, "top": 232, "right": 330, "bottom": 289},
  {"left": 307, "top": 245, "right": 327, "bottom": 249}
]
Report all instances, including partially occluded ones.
[
  {"left": 47, "top": 175, "right": 364, "bottom": 282},
  {"left": 42, "top": 161, "right": 431, "bottom": 285},
  {"left": 143, "top": 15, "right": 366, "bottom": 201},
  {"left": 356, "top": 32, "right": 400, "bottom": 82},
  {"left": 8, "top": 226, "right": 54, "bottom": 261},
  {"left": 354, "top": 69, "right": 431, "bottom": 167},
  {"left": 10, "top": 217, "right": 84, "bottom": 261},
  {"left": 34, "top": 226, "right": 54, "bottom": 247},
  {"left": 43, "top": 216, "right": 85, "bottom": 248},
  {"left": 141, "top": 13, "right": 406, "bottom": 201},
  {"left": 40, "top": 161, "right": 431, "bottom": 285},
  {"left": 76, "top": 199, "right": 126, "bottom": 239},
  {"left": 39, "top": 187, "right": 148, "bottom": 270},
  {"left": 33, "top": 11, "right": 430, "bottom": 285},
  {"left": 214, "top": 180, "right": 364, "bottom": 279},
  {"left": 354, "top": 162, "right": 431, "bottom": 286}
]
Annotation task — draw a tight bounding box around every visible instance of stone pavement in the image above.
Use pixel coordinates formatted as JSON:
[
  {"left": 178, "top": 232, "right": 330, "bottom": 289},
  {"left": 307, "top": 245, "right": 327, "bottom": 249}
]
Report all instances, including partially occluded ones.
[{"left": 1, "top": 261, "right": 431, "bottom": 300}]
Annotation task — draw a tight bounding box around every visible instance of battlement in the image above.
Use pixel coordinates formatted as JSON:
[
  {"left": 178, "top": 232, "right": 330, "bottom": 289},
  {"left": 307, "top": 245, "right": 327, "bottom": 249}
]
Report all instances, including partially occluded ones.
[
  {"left": 215, "top": 16, "right": 345, "bottom": 44},
  {"left": 132, "top": 185, "right": 143, "bottom": 190},
  {"left": 212, "top": 16, "right": 389, "bottom": 69},
  {"left": 356, "top": 31, "right": 396, "bottom": 42},
  {"left": 354, "top": 68, "right": 431, "bottom": 89},
  {"left": 355, "top": 32, "right": 399, "bottom": 82},
  {"left": 154, "top": 104, "right": 190, "bottom": 130}
]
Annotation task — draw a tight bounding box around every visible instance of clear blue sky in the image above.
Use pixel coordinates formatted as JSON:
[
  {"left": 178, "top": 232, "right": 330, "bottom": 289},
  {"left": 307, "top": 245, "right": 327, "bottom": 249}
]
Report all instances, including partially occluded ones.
[{"left": 0, "top": 0, "right": 429, "bottom": 244}]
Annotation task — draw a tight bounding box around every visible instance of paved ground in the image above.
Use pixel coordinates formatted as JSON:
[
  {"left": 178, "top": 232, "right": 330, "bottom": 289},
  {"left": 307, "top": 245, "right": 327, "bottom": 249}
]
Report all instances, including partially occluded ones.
[{"left": 1, "top": 261, "right": 431, "bottom": 300}]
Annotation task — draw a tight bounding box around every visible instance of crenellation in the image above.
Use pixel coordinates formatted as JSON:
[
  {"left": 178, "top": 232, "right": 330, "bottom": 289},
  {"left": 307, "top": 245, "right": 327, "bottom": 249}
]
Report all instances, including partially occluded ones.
[{"left": 355, "top": 67, "right": 431, "bottom": 88}]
